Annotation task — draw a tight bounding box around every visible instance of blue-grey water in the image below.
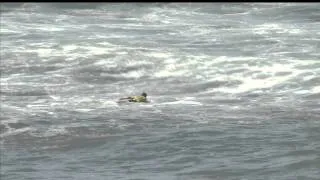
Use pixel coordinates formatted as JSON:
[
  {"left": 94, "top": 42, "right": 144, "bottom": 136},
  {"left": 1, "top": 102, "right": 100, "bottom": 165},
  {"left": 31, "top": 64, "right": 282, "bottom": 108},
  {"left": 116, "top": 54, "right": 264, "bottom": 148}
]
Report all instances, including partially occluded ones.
[{"left": 1, "top": 3, "right": 320, "bottom": 180}]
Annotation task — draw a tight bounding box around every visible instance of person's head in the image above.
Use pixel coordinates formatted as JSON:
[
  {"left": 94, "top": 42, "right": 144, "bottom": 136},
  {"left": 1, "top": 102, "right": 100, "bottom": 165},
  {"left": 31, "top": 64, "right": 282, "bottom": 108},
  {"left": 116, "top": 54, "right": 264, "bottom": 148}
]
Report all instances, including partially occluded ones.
[{"left": 141, "top": 92, "right": 147, "bottom": 97}]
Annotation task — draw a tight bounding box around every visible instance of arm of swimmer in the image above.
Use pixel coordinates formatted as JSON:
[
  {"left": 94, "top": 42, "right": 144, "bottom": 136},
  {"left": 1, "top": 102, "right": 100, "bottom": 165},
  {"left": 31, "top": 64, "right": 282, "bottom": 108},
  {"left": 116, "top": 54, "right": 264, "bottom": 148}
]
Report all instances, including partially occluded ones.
[{"left": 119, "top": 97, "right": 133, "bottom": 100}]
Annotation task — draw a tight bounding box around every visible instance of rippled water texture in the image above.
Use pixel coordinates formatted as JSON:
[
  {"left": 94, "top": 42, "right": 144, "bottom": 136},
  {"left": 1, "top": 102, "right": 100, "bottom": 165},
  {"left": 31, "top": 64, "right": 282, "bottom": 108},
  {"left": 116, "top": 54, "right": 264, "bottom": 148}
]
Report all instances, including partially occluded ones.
[{"left": 1, "top": 3, "right": 320, "bottom": 180}]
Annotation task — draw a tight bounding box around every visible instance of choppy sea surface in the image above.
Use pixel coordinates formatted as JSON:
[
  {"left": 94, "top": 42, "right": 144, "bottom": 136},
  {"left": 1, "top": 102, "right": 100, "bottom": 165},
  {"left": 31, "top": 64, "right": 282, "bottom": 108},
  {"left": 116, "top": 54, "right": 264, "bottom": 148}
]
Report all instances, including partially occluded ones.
[{"left": 1, "top": 3, "right": 320, "bottom": 180}]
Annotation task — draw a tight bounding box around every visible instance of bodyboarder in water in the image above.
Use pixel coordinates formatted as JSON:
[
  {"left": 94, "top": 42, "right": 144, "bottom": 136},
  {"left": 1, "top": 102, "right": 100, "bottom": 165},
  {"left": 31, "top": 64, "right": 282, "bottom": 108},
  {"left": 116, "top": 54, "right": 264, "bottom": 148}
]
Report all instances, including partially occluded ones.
[{"left": 118, "top": 92, "right": 148, "bottom": 103}]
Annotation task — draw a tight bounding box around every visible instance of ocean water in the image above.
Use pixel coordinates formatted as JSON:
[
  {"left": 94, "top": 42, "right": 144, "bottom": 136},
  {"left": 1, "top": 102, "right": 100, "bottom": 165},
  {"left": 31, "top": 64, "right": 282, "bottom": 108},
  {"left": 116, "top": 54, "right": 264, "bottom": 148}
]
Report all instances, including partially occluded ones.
[{"left": 1, "top": 3, "right": 320, "bottom": 180}]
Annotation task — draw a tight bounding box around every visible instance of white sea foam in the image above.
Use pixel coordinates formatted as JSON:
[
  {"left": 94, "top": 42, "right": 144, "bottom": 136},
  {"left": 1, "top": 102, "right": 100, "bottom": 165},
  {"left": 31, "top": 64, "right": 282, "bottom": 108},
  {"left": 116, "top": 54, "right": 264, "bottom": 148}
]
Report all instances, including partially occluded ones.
[
  {"left": 0, "top": 127, "right": 32, "bottom": 138},
  {"left": 311, "top": 86, "right": 320, "bottom": 94},
  {"left": 40, "top": 125, "right": 69, "bottom": 137},
  {"left": 158, "top": 100, "right": 202, "bottom": 106},
  {"left": 252, "top": 23, "right": 303, "bottom": 35}
]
